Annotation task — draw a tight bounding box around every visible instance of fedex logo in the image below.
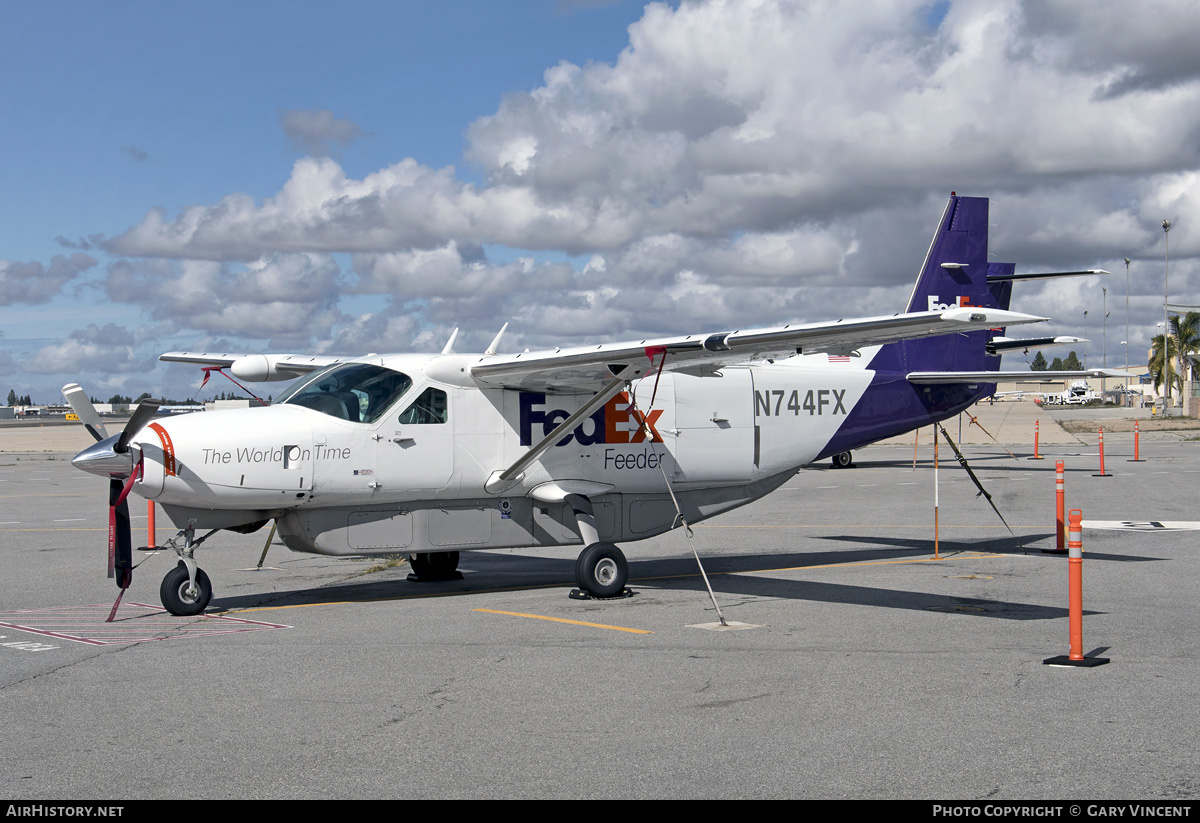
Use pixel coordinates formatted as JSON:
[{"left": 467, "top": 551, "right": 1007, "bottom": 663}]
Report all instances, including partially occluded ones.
[
  {"left": 519, "top": 391, "right": 663, "bottom": 447},
  {"left": 927, "top": 295, "right": 977, "bottom": 311}
]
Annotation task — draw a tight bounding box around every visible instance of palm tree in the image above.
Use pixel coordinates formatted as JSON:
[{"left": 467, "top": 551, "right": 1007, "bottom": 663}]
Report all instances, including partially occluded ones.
[
  {"left": 1150, "top": 333, "right": 1180, "bottom": 400},
  {"left": 1170, "top": 310, "right": 1200, "bottom": 385}
]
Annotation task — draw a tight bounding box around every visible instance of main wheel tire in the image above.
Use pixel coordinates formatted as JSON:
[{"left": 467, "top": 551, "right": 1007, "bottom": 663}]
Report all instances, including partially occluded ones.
[
  {"left": 409, "top": 551, "right": 460, "bottom": 580},
  {"left": 160, "top": 563, "right": 212, "bottom": 616},
  {"left": 409, "top": 553, "right": 431, "bottom": 577},
  {"left": 574, "top": 542, "right": 628, "bottom": 598},
  {"left": 832, "top": 451, "right": 852, "bottom": 469}
]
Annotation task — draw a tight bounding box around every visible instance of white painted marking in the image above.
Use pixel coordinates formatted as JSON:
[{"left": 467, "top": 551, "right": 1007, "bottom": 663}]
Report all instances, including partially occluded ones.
[
  {"left": 53, "top": 519, "right": 86, "bottom": 522},
  {"left": 1, "top": 640, "right": 57, "bottom": 652},
  {"left": 817, "top": 485, "right": 839, "bottom": 489},
  {"left": 1083, "top": 520, "right": 1200, "bottom": 532},
  {"left": 688, "top": 621, "right": 763, "bottom": 632}
]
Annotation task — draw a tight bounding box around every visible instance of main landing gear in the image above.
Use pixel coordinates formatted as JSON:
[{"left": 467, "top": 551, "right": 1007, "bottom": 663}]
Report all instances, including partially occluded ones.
[
  {"left": 832, "top": 451, "right": 854, "bottom": 469},
  {"left": 407, "top": 551, "right": 463, "bottom": 581},
  {"left": 566, "top": 494, "right": 630, "bottom": 599}
]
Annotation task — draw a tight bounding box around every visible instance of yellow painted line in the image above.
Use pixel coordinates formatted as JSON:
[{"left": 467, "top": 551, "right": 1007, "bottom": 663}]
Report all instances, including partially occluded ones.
[
  {"left": 230, "top": 579, "right": 572, "bottom": 613},
  {"left": 755, "top": 552, "right": 1000, "bottom": 575},
  {"left": 696, "top": 524, "right": 1018, "bottom": 529},
  {"left": 224, "top": 553, "right": 1005, "bottom": 616},
  {"left": 636, "top": 552, "right": 1000, "bottom": 583},
  {"left": 472, "top": 608, "right": 652, "bottom": 634}
]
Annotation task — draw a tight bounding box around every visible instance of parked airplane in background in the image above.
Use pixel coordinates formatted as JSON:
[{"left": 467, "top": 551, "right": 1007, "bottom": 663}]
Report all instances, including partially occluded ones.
[{"left": 65, "top": 194, "right": 1123, "bottom": 615}]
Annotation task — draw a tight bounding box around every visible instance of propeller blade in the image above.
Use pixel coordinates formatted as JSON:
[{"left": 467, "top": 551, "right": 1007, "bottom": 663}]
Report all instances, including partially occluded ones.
[
  {"left": 61, "top": 383, "right": 110, "bottom": 442},
  {"left": 107, "top": 463, "right": 139, "bottom": 588},
  {"left": 115, "top": 400, "right": 161, "bottom": 454}
]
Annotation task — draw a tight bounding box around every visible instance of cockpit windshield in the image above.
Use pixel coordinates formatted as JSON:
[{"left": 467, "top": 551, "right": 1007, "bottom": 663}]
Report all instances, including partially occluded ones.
[{"left": 275, "top": 363, "right": 412, "bottom": 423}]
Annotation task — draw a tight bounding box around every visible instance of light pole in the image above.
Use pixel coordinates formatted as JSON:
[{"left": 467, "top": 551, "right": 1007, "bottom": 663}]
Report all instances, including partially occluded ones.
[
  {"left": 1124, "top": 256, "right": 1131, "bottom": 406},
  {"left": 1124, "top": 257, "right": 1131, "bottom": 371},
  {"left": 1083, "top": 309, "right": 1088, "bottom": 368},
  {"left": 1163, "top": 219, "right": 1172, "bottom": 415},
  {"left": 1102, "top": 285, "right": 1108, "bottom": 397}
]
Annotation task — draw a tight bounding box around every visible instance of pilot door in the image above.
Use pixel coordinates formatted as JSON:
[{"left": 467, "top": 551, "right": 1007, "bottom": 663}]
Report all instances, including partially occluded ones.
[{"left": 374, "top": 383, "right": 457, "bottom": 496}]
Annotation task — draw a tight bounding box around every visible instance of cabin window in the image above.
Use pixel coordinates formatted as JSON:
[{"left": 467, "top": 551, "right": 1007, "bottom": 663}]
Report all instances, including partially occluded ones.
[
  {"left": 397, "top": 387, "right": 448, "bottom": 425},
  {"left": 279, "top": 363, "right": 412, "bottom": 423}
]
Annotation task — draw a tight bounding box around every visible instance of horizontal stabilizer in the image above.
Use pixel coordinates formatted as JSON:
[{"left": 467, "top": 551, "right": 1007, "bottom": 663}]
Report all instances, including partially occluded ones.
[
  {"left": 987, "top": 336, "right": 1085, "bottom": 355},
  {"left": 907, "top": 369, "right": 1134, "bottom": 384},
  {"left": 986, "top": 269, "right": 1108, "bottom": 282}
]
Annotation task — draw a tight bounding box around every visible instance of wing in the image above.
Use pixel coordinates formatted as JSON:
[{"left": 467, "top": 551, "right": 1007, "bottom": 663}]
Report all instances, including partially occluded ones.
[
  {"left": 159, "top": 352, "right": 345, "bottom": 382},
  {"left": 471, "top": 307, "right": 1046, "bottom": 393}
]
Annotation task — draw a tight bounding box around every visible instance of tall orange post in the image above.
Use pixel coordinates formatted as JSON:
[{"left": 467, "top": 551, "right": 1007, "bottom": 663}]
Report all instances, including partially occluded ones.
[
  {"left": 1044, "top": 509, "right": 1109, "bottom": 667},
  {"left": 1094, "top": 427, "right": 1112, "bottom": 477},
  {"left": 1043, "top": 460, "right": 1067, "bottom": 554},
  {"left": 1129, "top": 419, "right": 1144, "bottom": 462},
  {"left": 147, "top": 500, "right": 156, "bottom": 549},
  {"left": 1029, "top": 419, "right": 1044, "bottom": 460}
]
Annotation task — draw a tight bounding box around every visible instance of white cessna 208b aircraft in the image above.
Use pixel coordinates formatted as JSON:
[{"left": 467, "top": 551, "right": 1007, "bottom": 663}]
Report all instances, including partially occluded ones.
[{"left": 66, "top": 194, "right": 1116, "bottom": 615}]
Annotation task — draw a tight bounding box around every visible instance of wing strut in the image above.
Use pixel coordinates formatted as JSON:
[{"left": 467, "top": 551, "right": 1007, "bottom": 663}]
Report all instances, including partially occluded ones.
[{"left": 627, "top": 357, "right": 729, "bottom": 627}]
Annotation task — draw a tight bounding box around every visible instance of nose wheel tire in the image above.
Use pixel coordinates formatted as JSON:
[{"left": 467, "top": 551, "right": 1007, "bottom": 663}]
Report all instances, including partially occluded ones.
[
  {"left": 160, "top": 563, "right": 212, "bottom": 616},
  {"left": 832, "top": 451, "right": 853, "bottom": 469},
  {"left": 574, "top": 542, "right": 628, "bottom": 598}
]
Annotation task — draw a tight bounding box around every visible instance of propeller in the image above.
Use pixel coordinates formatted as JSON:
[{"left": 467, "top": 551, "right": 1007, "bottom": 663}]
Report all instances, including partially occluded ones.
[
  {"left": 62, "top": 387, "right": 161, "bottom": 590},
  {"left": 61, "top": 383, "right": 110, "bottom": 442}
]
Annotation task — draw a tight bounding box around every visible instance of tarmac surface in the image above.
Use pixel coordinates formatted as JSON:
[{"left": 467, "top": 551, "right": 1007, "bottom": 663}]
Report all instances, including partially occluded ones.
[{"left": 1, "top": 403, "right": 1198, "bottom": 800}]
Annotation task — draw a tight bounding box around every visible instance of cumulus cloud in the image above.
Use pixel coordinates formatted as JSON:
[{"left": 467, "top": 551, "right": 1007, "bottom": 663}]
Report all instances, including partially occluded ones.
[
  {"left": 47, "top": 0, "right": 1200, "bottom": 381},
  {"left": 101, "top": 253, "right": 347, "bottom": 341},
  {"left": 279, "top": 108, "right": 365, "bottom": 156},
  {"left": 25, "top": 323, "right": 152, "bottom": 374},
  {"left": 107, "top": 1, "right": 1200, "bottom": 278},
  {"left": 0, "top": 253, "right": 97, "bottom": 305}
]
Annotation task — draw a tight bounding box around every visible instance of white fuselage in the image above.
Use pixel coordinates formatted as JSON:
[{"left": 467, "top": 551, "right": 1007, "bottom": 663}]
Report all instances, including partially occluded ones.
[{"left": 126, "top": 352, "right": 876, "bottom": 555}]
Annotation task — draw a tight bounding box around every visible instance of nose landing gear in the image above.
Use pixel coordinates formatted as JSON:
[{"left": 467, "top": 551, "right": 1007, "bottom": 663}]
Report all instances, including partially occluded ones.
[{"left": 159, "top": 525, "right": 216, "bottom": 616}]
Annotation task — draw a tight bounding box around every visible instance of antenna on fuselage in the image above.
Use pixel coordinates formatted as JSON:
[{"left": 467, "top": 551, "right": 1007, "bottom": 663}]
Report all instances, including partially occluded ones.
[
  {"left": 484, "top": 322, "right": 509, "bottom": 356},
  {"left": 441, "top": 327, "right": 459, "bottom": 355}
]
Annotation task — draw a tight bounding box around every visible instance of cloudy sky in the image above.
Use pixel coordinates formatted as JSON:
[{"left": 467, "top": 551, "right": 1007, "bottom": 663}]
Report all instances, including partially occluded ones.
[{"left": 4, "top": 0, "right": 1200, "bottom": 403}]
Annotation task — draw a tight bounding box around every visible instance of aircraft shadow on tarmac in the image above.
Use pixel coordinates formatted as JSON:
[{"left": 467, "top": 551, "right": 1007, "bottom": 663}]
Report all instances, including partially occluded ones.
[
  {"left": 818, "top": 532, "right": 1163, "bottom": 564},
  {"left": 207, "top": 538, "right": 1092, "bottom": 621}
]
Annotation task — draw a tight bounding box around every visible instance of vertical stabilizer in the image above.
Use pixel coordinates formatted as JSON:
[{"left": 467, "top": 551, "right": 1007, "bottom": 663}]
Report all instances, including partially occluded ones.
[
  {"left": 818, "top": 195, "right": 999, "bottom": 459},
  {"left": 903, "top": 194, "right": 994, "bottom": 314},
  {"left": 891, "top": 194, "right": 995, "bottom": 374}
]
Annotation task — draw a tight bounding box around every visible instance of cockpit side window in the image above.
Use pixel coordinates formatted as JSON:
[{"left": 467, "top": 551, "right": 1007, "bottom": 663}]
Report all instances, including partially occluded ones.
[
  {"left": 280, "top": 363, "right": 412, "bottom": 423},
  {"left": 397, "top": 387, "right": 448, "bottom": 425}
]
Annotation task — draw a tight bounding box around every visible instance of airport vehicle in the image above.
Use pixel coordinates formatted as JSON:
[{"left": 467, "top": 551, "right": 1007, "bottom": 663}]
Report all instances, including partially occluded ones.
[
  {"left": 1035, "top": 380, "right": 1102, "bottom": 406},
  {"left": 65, "top": 194, "right": 1120, "bottom": 615}
]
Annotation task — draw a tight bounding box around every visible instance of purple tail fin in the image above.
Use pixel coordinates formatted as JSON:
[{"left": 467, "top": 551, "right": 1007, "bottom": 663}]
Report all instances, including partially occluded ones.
[
  {"left": 882, "top": 194, "right": 999, "bottom": 373},
  {"left": 818, "top": 195, "right": 1002, "bottom": 459}
]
